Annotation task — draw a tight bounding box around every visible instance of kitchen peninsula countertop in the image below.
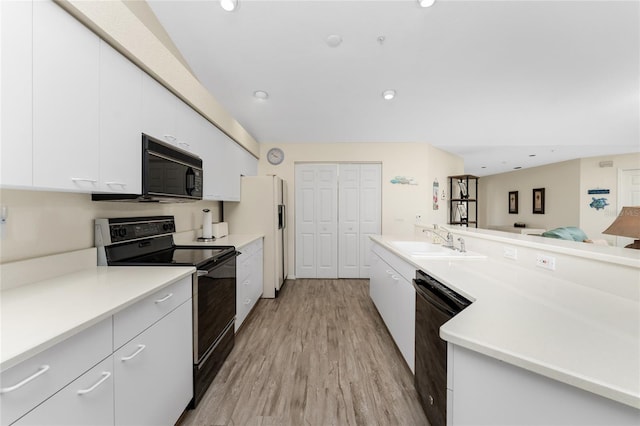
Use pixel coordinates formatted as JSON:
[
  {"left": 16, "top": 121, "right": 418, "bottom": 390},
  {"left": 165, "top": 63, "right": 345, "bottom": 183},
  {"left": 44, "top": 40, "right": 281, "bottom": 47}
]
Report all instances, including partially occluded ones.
[
  {"left": 1, "top": 263, "right": 194, "bottom": 372},
  {"left": 370, "top": 234, "right": 640, "bottom": 409}
]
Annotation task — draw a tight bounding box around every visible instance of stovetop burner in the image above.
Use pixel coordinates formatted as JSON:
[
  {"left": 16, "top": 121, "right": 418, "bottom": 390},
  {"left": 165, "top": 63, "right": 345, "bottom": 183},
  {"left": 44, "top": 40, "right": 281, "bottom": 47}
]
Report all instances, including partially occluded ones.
[{"left": 95, "top": 216, "right": 235, "bottom": 267}]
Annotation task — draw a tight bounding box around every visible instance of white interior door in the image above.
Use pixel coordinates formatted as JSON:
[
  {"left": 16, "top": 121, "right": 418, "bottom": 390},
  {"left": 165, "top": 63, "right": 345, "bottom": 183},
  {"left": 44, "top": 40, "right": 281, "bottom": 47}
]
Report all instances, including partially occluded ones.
[
  {"left": 339, "top": 164, "right": 360, "bottom": 278},
  {"left": 617, "top": 168, "right": 640, "bottom": 247},
  {"left": 359, "top": 164, "right": 382, "bottom": 278},
  {"left": 295, "top": 165, "right": 318, "bottom": 278},
  {"left": 316, "top": 165, "right": 339, "bottom": 278}
]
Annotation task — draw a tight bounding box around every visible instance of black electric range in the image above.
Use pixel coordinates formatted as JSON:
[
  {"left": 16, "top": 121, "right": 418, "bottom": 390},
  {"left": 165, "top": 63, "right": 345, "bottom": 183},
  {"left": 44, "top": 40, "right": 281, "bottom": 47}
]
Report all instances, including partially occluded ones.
[{"left": 95, "top": 216, "right": 237, "bottom": 408}]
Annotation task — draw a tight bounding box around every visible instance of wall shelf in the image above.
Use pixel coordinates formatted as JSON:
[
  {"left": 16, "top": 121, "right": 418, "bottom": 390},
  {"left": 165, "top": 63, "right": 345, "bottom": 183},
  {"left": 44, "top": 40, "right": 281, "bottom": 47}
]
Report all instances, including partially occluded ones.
[{"left": 448, "top": 174, "right": 478, "bottom": 228}]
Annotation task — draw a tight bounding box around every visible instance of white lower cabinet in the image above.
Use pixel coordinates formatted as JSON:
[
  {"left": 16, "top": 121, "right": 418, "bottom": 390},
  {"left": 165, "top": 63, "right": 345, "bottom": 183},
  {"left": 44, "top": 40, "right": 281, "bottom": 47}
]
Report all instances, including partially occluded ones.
[
  {"left": 236, "top": 238, "right": 264, "bottom": 332},
  {"left": 369, "top": 243, "right": 416, "bottom": 373},
  {"left": 13, "top": 357, "right": 114, "bottom": 426},
  {"left": 114, "top": 301, "right": 193, "bottom": 426},
  {"left": 0, "top": 277, "right": 193, "bottom": 426},
  {"left": 450, "top": 344, "right": 640, "bottom": 425}
]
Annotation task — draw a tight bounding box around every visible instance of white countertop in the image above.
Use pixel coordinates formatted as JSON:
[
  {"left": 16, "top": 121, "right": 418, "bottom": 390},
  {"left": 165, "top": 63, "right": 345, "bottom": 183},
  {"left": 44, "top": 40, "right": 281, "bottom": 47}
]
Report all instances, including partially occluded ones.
[
  {"left": 0, "top": 266, "right": 194, "bottom": 372},
  {"left": 370, "top": 234, "right": 640, "bottom": 409},
  {"left": 173, "top": 231, "right": 263, "bottom": 249}
]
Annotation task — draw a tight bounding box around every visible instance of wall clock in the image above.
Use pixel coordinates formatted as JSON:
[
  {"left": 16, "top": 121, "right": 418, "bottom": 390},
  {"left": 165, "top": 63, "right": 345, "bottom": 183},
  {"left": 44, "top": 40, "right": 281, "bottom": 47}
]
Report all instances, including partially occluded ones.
[{"left": 267, "top": 147, "right": 285, "bottom": 165}]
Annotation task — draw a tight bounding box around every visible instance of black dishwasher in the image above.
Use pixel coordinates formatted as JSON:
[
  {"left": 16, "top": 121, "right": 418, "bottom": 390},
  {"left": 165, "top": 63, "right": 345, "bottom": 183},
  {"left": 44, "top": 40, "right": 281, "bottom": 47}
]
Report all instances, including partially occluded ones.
[{"left": 413, "top": 270, "right": 471, "bottom": 426}]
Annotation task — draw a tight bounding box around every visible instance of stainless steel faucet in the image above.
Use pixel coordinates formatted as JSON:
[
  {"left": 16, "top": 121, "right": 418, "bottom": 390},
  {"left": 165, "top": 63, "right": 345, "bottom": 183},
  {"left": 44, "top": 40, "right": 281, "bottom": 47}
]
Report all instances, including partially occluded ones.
[
  {"left": 457, "top": 237, "right": 466, "bottom": 253},
  {"left": 428, "top": 225, "right": 454, "bottom": 249}
]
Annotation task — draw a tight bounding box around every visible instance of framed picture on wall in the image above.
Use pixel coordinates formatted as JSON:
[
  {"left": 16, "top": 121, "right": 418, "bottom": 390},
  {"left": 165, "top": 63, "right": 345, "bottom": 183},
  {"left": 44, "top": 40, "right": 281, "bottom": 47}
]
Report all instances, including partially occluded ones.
[
  {"left": 533, "top": 188, "right": 545, "bottom": 214},
  {"left": 508, "top": 191, "right": 518, "bottom": 214}
]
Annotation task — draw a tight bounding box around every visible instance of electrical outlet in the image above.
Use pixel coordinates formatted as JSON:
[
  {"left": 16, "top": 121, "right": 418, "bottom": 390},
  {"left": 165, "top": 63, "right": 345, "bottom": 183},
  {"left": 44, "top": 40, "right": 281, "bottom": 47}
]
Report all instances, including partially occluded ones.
[
  {"left": 536, "top": 254, "right": 556, "bottom": 270},
  {"left": 503, "top": 246, "right": 517, "bottom": 260}
]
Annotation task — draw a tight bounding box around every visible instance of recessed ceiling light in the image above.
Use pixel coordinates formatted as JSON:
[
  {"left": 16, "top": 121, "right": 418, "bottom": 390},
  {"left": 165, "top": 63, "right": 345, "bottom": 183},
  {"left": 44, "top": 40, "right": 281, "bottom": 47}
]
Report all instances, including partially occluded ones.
[
  {"left": 513, "top": 166, "right": 522, "bottom": 170},
  {"left": 253, "top": 90, "right": 269, "bottom": 100},
  {"left": 220, "top": 0, "right": 238, "bottom": 12},
  {"left": 481, "top": 166, "right": 487, "bottom": 169},
  {"left": 529, "top": 154, "right": 537, "bottom": 157},
  {"left": 326, "top": 34, "right": 343, "bottom": 48},
  {"left": 418, "top": 0, "right": 436, "bottom": 8},
  {"left": 382, "top": 89, "right": 396, "bottom": 100}
]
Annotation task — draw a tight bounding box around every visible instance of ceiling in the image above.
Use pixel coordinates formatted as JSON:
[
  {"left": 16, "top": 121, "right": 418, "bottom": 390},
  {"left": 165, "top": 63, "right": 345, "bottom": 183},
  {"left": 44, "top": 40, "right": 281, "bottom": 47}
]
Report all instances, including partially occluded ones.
[{"left": 147, "top": 0, "right": 639, "bottom": 176}]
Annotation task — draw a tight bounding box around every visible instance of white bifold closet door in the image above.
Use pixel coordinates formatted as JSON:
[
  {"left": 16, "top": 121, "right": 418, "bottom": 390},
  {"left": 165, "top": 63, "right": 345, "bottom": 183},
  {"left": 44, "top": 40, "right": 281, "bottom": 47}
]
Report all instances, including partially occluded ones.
[
  {"left": 295, "top": 163, "right": 381, "bottom": 279},
  {"left": 295, "top": 164, "right": 339, "bottom": 278}
]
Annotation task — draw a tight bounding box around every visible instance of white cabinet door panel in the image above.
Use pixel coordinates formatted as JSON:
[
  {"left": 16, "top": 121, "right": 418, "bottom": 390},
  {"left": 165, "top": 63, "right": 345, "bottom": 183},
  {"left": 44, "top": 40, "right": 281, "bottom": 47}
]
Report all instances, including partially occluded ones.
[
  {"left": 98, "top": 41, "right": 142, "bottom": 194},
  {"left": 32, "top": 0, "right": 100, "bottom": 191},
  {"left": 114, "top": 300, "right": 193, "bottom": 426},
  {"left": 141, "top": 73, "right": 177, "bottom": 144},
  {"left": 0, "top": 0, "right": 33, "bottom": 187},
  {"left": 13, "top": 357, "right": 114, "bottom": 426}
]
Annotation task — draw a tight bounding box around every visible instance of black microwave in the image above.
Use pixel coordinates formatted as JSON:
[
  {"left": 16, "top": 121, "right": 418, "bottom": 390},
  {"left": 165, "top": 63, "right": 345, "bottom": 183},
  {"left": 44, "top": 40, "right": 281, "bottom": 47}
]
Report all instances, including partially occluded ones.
[{"left": 92, "top": 134, "right": 203, "bottom": 202}]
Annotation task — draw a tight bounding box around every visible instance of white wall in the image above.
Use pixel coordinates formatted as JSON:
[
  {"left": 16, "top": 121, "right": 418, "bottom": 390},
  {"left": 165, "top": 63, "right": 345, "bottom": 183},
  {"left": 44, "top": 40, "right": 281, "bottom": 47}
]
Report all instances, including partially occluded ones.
[
  {"left": 0, "top": 189, "right": 221, "bottom": 264},
  {"left": 479, "top": 153, "right": 640, "bottom": 242},
  {"left": 256, "top": 142, "right": 464, "bottom": 278}
]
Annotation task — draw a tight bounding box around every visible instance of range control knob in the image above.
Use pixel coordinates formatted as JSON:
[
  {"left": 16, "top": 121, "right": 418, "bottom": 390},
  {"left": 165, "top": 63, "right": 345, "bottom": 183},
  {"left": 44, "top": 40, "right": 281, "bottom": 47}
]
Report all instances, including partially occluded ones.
[
  {"left": 163, "top": 223, "right": 174, "bottom": 232},
  {"left": 118, "top": 228, "right": 127, "bottom": 238}
]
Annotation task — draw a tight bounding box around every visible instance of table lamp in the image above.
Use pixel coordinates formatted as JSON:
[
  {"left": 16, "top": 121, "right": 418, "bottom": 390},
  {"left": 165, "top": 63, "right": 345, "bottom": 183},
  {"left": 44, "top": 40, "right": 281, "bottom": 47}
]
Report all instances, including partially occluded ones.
[{"left": 602, "top": 206, "right": 640, "bottom": 249}]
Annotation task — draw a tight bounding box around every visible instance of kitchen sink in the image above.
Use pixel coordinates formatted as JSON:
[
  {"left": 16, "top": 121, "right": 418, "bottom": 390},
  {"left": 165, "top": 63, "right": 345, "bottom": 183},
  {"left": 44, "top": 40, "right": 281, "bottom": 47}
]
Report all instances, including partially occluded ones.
[{"left": 390, "top": 240, "right": 486, "bottom": 259}]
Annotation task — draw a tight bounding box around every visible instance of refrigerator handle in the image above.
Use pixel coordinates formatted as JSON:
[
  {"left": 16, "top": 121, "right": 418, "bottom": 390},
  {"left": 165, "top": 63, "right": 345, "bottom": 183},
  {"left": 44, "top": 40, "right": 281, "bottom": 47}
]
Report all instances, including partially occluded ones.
[{"left": 278, "top": 204, "right": 286, "bottom": 230}]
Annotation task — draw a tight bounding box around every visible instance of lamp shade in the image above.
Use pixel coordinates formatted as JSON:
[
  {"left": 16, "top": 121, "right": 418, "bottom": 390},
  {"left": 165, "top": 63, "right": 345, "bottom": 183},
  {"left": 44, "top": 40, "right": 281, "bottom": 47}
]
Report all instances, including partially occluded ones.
[{"left": 602, "top": 206, "right": 640, "bottom": 239}]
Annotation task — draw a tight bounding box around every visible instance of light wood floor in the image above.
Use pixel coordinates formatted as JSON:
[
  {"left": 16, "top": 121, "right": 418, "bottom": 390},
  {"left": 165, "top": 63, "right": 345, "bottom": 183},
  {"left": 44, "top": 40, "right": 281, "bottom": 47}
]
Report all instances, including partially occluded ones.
[{"left": 179, "top": 279, "right": 428, "bottom": 426}]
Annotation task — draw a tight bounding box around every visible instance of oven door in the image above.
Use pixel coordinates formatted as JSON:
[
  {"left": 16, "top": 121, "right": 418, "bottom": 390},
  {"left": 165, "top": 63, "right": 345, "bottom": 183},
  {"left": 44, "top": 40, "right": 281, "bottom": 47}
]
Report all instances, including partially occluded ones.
[{"left": 193, "top": 251, "right": 237, "bottom": 363}]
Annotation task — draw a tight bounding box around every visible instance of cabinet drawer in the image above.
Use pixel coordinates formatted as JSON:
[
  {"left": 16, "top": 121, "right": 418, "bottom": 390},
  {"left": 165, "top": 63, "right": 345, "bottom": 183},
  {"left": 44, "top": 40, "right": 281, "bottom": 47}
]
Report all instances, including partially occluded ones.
[
  {"left": 12, "top": 356, "right": 114, "bottom": 426},
  {"left": 238, "top": 239, "right": 261, "bottom": 257},
  {"left": 113, "top": 276, "right": 192, "bottom": 350},
  {"left": 0, "top": 318, "right": 112, "bottom": 426}
]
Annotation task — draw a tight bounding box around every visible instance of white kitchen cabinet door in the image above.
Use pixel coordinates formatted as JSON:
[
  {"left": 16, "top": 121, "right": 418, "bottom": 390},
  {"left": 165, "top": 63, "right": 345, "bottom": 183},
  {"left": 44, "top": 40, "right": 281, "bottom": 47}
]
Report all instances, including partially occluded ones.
[
  {"left": 224, "top": 140, "right": 244, "bottom": 202},
  {"left": 174, "top": 98, "right": 208, "bottom": 154},
  {"left": 13, "top": 357, "right": 114, "bottom": 426},
  {"left": 0, "top": 0, "right": 33, "bottom": 188},
  {"left": 200, "top": 122, "right": 225, "bottom": 200},
  {"left": 358, "top": 164, "right": 382, "bottom": 278},
  {"left": 368, "top": 245, "right": 415, "bottom": 373},
  {"left": 114, "top": 300, "right": 193, "bottom": 426},
  {"left": 141, "top": 73, "right": 178, "bottom": 145},
  {"left": 239, "top": 145, "right": 258, "bottom": 177},
  {"left": 98, "top": 41, "right": 142, "bottom": 194},
  {"left": 32, "top": 0, "right": 100, "bottom": 192}
]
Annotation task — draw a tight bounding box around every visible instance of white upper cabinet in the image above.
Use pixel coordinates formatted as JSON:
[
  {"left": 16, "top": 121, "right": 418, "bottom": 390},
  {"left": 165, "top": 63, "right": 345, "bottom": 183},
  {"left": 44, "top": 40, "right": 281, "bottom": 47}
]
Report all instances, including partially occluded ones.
[
  {"left": 141, "top": 73, "right": 177, "bottom": 145},
  {"left": 32, "top": 0, "right": 100, "bottom": 191},
  {"left": 239, "top": 145, "right": 258, "bottom": 177},
  {"left": 98, "top": 41, "right": 142, "bottom": 194},
  {"left": 0, "top": 0, "right": 33, "bottom": 188}
]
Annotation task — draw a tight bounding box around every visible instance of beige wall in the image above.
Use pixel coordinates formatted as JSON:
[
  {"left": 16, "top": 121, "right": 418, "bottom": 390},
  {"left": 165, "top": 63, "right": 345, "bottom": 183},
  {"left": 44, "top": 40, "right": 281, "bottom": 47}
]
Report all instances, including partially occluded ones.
[
  {"left": 479, "top": 160, "right": 581, "bottom": 231},
  {"left": 479, "top": 153, "right": 640, "bottom": 242},
  {"left": 0, "top": 189, "right": 221, "bottom": 264},
  {"left": 256, "top": 142, "right": 464, "bottom": 277},
  {"left": 579, "top": 153, "right": 640, "bottom": 243}
]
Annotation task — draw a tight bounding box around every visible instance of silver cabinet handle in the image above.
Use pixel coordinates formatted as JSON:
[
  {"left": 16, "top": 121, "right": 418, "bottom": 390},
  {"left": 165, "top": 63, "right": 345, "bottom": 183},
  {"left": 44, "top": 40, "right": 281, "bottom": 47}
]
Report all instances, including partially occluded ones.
[
  {"left": 121, "top": 344, "right": 146, "bottom": 361},
  {"left": 178, "top": 141, "right": 190, "bottom": 149},
  {"left": 391, "top": 275, "right": 400, "bottom": 281},
  {"left": 154, "top": 293, "right": 173, "bottom": 303},
  {"left": 163, "top": 134, "right": 177, "bottom": 143},
  {"left": 71, "top": 178, "right": 97, "bottom": 183},
  {"left": 0, "top": 365, "right": 50, "bottom": 393},
  {"left": 77, "top": 372, "right": 111, "bottom": 395},
  {"left": 105, "top": 182, "right": 127, "bottom": 187}
]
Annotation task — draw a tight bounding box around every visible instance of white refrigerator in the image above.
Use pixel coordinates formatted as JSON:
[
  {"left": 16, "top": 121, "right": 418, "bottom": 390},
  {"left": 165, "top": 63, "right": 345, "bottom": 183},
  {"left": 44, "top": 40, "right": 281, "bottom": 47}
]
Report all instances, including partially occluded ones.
[{"left": 224, "top": 175, "right": 287, "bottom": 298}]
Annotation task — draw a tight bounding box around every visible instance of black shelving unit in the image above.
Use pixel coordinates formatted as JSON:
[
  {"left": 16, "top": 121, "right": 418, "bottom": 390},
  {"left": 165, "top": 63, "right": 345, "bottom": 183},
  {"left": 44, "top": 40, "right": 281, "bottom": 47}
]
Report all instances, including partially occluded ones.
[{"left": 448, "top": 174, "right": 478, "bottom": 228}]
